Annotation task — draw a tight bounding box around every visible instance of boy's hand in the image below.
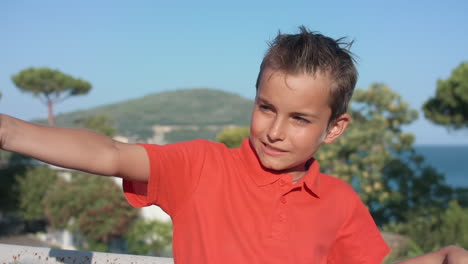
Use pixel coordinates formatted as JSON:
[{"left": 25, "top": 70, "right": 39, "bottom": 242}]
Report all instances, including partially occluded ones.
[
  {"left": 443, "top": 246, "right": 468, "bottom": 264},
  {"left": 396, "top": 246, "right": 468, "bottom": 264}
]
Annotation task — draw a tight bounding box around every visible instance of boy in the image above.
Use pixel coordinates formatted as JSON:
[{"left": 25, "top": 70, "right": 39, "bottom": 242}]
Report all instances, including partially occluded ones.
[
  {"left": 1, "top": 27, "right": 465, "bottom": 263},
  {"left": 123, "top": 26, "right": 390, "bottom": 263}
]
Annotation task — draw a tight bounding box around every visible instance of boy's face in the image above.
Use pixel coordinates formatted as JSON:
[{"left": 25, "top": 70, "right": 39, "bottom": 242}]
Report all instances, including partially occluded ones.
[{"left": 250, "top": 68, "right": 349, "bottom": 180}]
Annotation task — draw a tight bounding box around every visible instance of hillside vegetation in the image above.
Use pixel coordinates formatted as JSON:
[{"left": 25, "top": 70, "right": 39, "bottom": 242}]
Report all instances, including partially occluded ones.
[{"left": 45, "top": 88, "right": 253, "bottom": 142}]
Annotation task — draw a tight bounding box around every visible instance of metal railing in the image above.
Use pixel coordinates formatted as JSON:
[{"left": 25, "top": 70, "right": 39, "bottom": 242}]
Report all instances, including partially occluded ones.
[{"left": 0, "top": 243, "right": 174, "bottom": 264}]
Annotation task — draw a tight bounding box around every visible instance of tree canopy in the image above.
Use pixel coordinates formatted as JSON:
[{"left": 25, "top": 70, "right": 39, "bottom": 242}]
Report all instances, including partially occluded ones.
[
  {"left": 17, "top": 166, "right": 58, "bottom": 221},
  {"left": 384, "top": 200, "right": 468, "bottom": 255},
  {"left": 216, "top": 127, "right": 250, "bottom": 148},
  {"left": 74, "top": 115, "right": 116, "bottom": 137},
  {"left": 43, "top": 172, "right": 139, "bottom": 245},
  {"left": 125, "top": 219, "right": 173, "bottom": 257},
  {"left": 423, "top": 62, "right": 468, "bottom": 129},
  {"left": 11, "top": 67, "right": 92, "bottom": 126},
  {"left": 318, "top": 83, "right": 465, "bottom": 225}
]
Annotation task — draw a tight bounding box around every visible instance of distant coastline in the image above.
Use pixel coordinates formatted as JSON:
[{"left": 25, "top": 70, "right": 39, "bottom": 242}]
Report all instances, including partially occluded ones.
[{"left": 414, "top": 145, "right": 468, "bottom": 188}]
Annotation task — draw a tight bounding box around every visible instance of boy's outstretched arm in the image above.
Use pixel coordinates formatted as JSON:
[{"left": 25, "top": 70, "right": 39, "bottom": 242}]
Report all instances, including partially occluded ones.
[
  {"left": 396, "top": 246, "right": 468, "bottom": 264},
  {"left": 0, "top": 114, "right": 149, "bottom": 182}
]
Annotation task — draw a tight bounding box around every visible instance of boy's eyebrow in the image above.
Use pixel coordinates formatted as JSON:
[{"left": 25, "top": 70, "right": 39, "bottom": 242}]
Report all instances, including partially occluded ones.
[
  {"left": 256, "top": 96, "right": 272, "bottom": 105},
  {"left": 290, "top": 111, "right": 320, "bottom": 120}
]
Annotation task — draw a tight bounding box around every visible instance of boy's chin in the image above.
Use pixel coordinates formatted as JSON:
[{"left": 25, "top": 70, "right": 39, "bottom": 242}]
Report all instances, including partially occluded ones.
[
  {"left": 259, "top": 159, "right": 308, "bottom": 177},
  {"left": 259, "top": 160, "right": 293, "bottom": 173}
]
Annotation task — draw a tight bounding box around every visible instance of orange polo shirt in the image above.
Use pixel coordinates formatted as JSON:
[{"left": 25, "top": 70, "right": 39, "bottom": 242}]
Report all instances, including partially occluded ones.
[{"left": 123, "top": 139, "right": 390, "bottom": 263}]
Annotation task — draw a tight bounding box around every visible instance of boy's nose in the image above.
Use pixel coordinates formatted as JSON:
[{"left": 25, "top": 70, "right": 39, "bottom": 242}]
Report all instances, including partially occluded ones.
[{"left": 267, "top": 118, "right": 286, "bottom": 142}]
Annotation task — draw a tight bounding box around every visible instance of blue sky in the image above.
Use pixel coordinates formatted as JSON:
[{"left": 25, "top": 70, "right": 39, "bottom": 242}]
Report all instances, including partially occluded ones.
[{"left": 1, "top": 0, "right": 467, "bottom": 145}]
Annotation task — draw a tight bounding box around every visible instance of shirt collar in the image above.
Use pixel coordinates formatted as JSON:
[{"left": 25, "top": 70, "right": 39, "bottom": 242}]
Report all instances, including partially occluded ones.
[{"left": 238, "top": 138, "right": 321, "bottom": 197}]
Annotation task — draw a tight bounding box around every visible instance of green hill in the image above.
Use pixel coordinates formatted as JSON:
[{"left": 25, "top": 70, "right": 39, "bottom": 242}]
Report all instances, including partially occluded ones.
[{"left": 48, "top": 88, "right": 253, "bottom": 142}]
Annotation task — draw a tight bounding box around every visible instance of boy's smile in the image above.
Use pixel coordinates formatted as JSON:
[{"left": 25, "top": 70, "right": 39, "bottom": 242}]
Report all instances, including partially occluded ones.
[{"left": 250, "top": 68, "right": 349, "bottom": 180}]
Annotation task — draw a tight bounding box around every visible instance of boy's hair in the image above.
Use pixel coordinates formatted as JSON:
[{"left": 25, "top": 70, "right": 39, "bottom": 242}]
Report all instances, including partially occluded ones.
[{"left": 256, "top": 26, "right": 358, "bottom": 125}]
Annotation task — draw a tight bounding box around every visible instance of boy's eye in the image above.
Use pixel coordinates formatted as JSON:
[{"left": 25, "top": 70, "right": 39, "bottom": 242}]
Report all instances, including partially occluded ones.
[
  {"left": 259, "top": 104, "right": 271, "bottom": 112},
  {"left": 293, "top": 116, "right": 310, "bottom": 124}
]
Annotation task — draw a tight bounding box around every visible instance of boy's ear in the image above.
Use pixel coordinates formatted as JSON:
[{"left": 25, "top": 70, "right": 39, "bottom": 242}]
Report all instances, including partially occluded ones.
[{"left": 323, "top": 113, "right": 350, "bottom": 144}]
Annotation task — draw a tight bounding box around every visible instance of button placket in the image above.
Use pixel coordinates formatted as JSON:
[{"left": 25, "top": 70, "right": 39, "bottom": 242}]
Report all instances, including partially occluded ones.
[
  {"left": 276, "top": 196, "right": 288, "bottom": 224},
  {"left": 266, "top": 175, "right": 294, "bottom": 241},
  {"left": 278, "top": 213, "right": 286, "bottom": 222},
  {"left": 269, "top": 180, "right": 292, "bottom": 240}
]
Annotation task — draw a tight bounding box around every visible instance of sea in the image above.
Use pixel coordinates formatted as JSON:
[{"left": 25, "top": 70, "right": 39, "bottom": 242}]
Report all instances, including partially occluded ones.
[{"left": 414, "top": 145, "right": 468, "bottom": 188}]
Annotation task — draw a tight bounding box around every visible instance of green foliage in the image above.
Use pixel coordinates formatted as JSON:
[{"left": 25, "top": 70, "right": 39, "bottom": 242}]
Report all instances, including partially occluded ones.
[
  {"left": 0, "top": 153, "right": 39, "bottom": 215},
  {"left": 384, "top": 200, "right": 468, "bottom": 253},
  {"left": 318, "top": 83, "right": 417, "bottom": 204},
  {"left": 317, "top": 83, "right": 462, "bottom": 225},
  {"left": 0, "top": 162, "right": 20, "bottom": 213},
  {"left": 74, "top": 115, "right": 116, "bottom": 137},
  {"left": 378, "top": 158, "right": 463, "bottom": 224},
  {"left": 0, "top": 153, "right": 33, "bottom": 214},
  {"left": 383, "top": 239, "right": 425, "bottom": 264},
  {"left": 125, "top": 218, "right": 173, "bottom": 257},
  {"left": 44, "top": 88, "right": 252, "bottom": 141},
  {"left": 12, "top": 67, "right": 92, "bottom": 126},
  {"left": 164, "top": 127, "right": 220, "bottom": 143},
  {"left": 423, "top": 62, "right": 468, "bottom": 129},
  {"left": 16, "top": 166, "right": 57, "bottom": 220},
  {"left": 43, "top": 172, "right": 139, "bottom": 244},
  {"left": 439, "top": 201, "right": 468, "bottom": 247},
  {"left": 81, "top": 240, "right": 109, "bottom": 252},
  {"left": 216, "top": 126, "right": 250, "bottom": 148}
]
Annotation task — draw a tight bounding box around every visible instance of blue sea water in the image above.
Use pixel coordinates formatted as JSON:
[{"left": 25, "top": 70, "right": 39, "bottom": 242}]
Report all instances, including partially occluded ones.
[{"left": 414, "top": 145, "right": 468, "bottom": 188}]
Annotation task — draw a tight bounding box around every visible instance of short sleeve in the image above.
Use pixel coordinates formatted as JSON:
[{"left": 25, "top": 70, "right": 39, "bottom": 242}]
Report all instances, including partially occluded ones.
[
  {"left": 327, "top": 196, "right": 391, "bottom": 264},
  {"left": 123, "top": 139, "right": 208, "bottom": 216}
]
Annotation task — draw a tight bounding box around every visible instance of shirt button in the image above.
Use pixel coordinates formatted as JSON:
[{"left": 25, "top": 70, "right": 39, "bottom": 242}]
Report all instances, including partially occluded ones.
[
  {"left": 278, "top": 214, "right": 286, "bottom": 222},
  {"left": 280, "top": 197, "right": 287, "bottom": 204},
  {"left": 279, "top": 179, "right": 285, "bottom": 186}
]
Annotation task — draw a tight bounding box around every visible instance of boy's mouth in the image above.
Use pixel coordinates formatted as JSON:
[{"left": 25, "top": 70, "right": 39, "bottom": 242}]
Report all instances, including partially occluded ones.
[{"left": 261, "top": 142, "right": 287, "bottom": 156}]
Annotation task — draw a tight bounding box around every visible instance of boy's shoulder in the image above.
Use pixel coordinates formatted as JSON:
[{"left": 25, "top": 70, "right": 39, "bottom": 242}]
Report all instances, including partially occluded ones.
[
  {"left": 137, "top": 139, "right": 232, "bottom": 165},
  {"left": 318, "top": 171, "right": 362, "bottom": 202},
  {"left": 185, "top": 139, "right": 232, "bottom": 153}
]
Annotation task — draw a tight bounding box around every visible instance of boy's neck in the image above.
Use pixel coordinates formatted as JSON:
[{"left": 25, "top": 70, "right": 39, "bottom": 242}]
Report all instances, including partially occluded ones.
[{"left": 288, "top": 158, "right": 315, "bottom": 183}]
